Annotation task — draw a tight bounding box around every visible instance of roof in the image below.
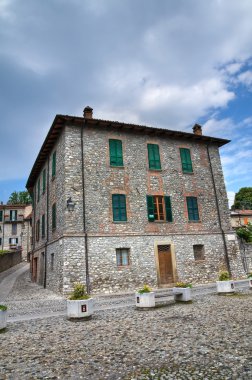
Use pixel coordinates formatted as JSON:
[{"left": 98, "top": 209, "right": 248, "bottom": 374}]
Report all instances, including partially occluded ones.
[
  {"left": 0, "top": 204, "right": 27, "bottom": 209},
  {"left": 26, "top": 113, "right": 230, "bottom": 189},
  {"left": 231, "top": 210, "right": 252, "bottom": 216}
]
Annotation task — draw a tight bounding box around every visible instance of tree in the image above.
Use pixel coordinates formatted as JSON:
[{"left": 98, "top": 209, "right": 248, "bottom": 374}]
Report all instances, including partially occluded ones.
[
  {"left": 236, "top": 222, "right": 252, "bottom": 243},
  {"left": 7, "top": 191, "right": 32, "bottom": 205},
  {"left": 232, "top": 187, "right": 252, "bottom": 210}
]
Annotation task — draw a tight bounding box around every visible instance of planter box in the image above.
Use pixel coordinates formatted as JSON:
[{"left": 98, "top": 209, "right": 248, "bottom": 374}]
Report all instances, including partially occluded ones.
[
  {"left": 67, "top": 298, "right": 94, "bottom": 319},
  {"left": 135, "top": 292, "right": 155, "bottom": 308},
  {"left": 173, "top": 287, "right": 192, "bottom": 302},
  {"left": 216, "top": 280, "right": 235, "bottom": 293},
  {"left": 0, "top": 310, "right": 7, "bottom": 330}
]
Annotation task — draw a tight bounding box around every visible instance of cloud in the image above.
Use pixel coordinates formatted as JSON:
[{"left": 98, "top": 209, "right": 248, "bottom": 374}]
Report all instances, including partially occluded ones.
[{"left": 227, "top": 191, "right": 235, "bottom": 208}]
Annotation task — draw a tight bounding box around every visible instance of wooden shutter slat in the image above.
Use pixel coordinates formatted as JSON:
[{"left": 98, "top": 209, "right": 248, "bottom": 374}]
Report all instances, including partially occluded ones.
[
  {"left": 164, "top": 196, "right": 173, "bottom": 222},
  {"left": 146, "top": 195, "right": 155, "bottom": 221}
]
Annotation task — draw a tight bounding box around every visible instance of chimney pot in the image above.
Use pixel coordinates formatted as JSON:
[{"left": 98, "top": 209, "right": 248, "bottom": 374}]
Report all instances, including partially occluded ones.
[
  {"left": 193, "top": 123, "right": 202, "bottom": 136},
  {"left": 83, "top": 106, "right": 93, "bottom": 119}
]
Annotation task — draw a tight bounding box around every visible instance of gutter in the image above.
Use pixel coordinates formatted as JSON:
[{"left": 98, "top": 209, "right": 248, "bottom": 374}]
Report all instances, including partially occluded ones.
[
  {"left": 206, "top": 144, "right": 231, "bottom": 275},
  {"left": 44, "top": 158, "right": 50, "bottom": 288},
  {"left": 81, "top": 119, "right": 90, "bottom": 293}
]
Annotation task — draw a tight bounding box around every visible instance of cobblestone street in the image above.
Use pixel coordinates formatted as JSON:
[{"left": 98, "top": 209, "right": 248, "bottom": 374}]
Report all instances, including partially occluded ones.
[{"left": 0, "top": 265, "right": 252, "bottom": 379}]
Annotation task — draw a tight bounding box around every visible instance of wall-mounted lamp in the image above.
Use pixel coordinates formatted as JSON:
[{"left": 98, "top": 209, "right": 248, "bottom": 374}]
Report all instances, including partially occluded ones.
[{"left": 67, "top": 197, "right": 76, "bottom": 211}]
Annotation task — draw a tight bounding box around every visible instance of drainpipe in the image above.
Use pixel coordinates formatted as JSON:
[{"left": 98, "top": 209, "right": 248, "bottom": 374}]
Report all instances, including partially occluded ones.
[
  {"left": 81, "top": 120, "right": 90, "bottom": 293},
  {"left": 44, "top": 158, "right": 50, "bottom": 288},
  {"left": 206, "top": 144, "right": 231, "bottom": 275},
  {"left": 2, "top": 205, "right": 5, "bottom": 250}
]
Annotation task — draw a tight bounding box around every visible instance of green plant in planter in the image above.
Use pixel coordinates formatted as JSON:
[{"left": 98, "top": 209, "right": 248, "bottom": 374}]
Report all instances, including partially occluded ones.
[
  {"left": 218, "top": 271, "right": 231, "bottom": 281},
  {"left": 69, "top": 283, "right": 90, "bottom": 300},
  {"left": 0, "top": 305, "right": 7, "bottom": 311},
  {"left": 247, "top": 273, "right": 252, "bottom": 279},
  {"left": 138, "top": 284, "right": 152, "bottom": 294},
  {"left": 175, "top": 282, "right": 192, "bottom": 288}
]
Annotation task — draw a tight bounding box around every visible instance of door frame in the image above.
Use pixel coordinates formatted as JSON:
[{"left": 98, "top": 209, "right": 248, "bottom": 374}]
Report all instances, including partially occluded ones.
[{"left": 154, "top": 240, "right": 177, "bottom": 286}]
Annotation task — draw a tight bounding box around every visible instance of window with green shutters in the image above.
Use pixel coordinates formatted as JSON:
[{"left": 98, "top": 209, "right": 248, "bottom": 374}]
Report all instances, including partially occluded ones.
[
  {"left": 10, "top": 210, "right": 17, "bottom": 221},
  {"left": 180, "top": 148, "right": 193, "bottom": 173},
  {"left": 0, "top": 210, "right": 2, "bottom": 222},
  {"left": 186, "top": 196, "right": 199, "bottom": 221},
  {"left": 109, "top": 139, "right": 123, "bottom": 166},
  {"left": 52, "top": 151, "right": 56, "bottom": 177},
  {"left": 112, "top": 194, "right": 127, "bottom": 222},
  {"left": 37, "top": 178, "right": 40, "bottom": 202},
  {"left": 42, "top": 169, "right": 46, "bottom": 193},
  {"left": 147, "top": 144, "right": 161, "bottom": 170},
  {"left": 146, "top": 195, "right": 173, "bottom": 222},
  {"left": 52, "top": 203, "right": 56, "bottom": 230},
  {"left": 42, "top": 214, "right": 45, "bottom": 238}
]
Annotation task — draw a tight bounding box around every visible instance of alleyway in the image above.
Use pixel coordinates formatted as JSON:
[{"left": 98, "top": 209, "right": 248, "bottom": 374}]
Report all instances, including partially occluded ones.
[{"left": 0, "top": 264, "right": 252, "bottom": 379}]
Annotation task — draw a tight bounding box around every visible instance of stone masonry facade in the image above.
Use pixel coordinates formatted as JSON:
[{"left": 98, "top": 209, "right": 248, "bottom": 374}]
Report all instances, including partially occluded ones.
[{"left": 27, "top": 108, "right": 245, "bottom": 295}]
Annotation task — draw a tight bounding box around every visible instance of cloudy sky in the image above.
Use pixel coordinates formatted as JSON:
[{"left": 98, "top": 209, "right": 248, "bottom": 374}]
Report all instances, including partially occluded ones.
[{"left": 0, "top": 0, "right": 252, "bottom": 206}]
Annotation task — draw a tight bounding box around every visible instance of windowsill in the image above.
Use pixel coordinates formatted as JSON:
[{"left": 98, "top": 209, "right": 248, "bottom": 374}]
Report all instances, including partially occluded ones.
[
  {"left": 149, "top": 168, "right": 162, "bottom": 172},
  {"left": 188, "top": 220, "right": 201, "bottom": 223},
  {"left": 110, "top": 165, "right": 124, "bottom": 168},
  {"left": 182, "top": 171, "right": 194, "bottom": 175},
  {"left": 113, "top": 221, "right": 128, "bottom": 224},
  {"left": 194, "top": 259, "right": 206, "bottom": 263},
  {"left": 148, "top": 221, "right": 173, "bottom": 223},
  {"left": 51, "top": 176, "right": 56, "bottom": 181},
  {"left": 117, "top": 266, "right": 131, "bottom": 270}
]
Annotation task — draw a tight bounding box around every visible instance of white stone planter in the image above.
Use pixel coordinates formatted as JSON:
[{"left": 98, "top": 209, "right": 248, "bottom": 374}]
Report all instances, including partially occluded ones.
[
  {"left": 67, "top": 298, "right": 94, "bottom": 319},
  {"left": 0, "top": 309, "right": 7, "bottom": 330},
  {"left": 135, "top": 292, "right": 155, "bottom": 308},
  {"left": 173, "top": 287, "right": 192, "bottom": 302},
  {"left": 216, "top": 280, "right": 235, "bottom": 293}
]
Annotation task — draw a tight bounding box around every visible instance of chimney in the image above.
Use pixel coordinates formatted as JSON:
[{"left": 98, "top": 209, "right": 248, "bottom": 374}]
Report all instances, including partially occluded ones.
[
  {"left": 83, "top": 106, "right": 93, "bottom": 119},
  {"left": 193, "top": 123, "right": 202, "bottom": 136}
]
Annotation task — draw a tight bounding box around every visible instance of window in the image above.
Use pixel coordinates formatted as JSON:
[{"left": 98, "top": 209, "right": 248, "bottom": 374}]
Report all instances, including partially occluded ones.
[
  {"left": 116, "top": 248, "right": 130, "bottom": 266},
  {"left": 0, "top": 237, "right": 2, "bottom": 246},
  {"left": 186, "top": 197, "right": 199, "bottom": 221},
  {"left": 51, "top": 253, "right": 54, "bottom": 271},
  {"left": 36, "top": 219, "right": 40, "bottom": 241},
  {"left": 193, "top": 245, "right": 205, "bottom": 261},
  {"left": 9, "top": 238, "right": 18, "bottom": 245},
  {"left": 180, "top": 148, "right": 193, "bottom": 173},
  {"left": 146, "top": 195, "right": 173, "bottom": 222},
  {"left": 52, "top": 203, "right": 56, "bottom": 229},
  {"left": 52, "top": 151, "right": 56, "bottom": 177},
  {"left": 41, "top": 214, "right": 45, "bottom": 238},
  {"left": 12, "top": 223, "right": 17, "bottom": 235},
  {"left": 112, "top": 194, "right": 127, "bottom": 222},
  {"left": 0, "top": 210, "right": 2, "bottom": 222},
  {"left": 109, "top": 139, "right": 123, "bottom": 166},
  {"left": 10, "top": 210, "right": 17, "bottom": 221},
  {"left": 42, "top": 169, "right": 46, "bottom": 193},
  {"left": 37, "top": 178, "right": 40, "bottom": 202},
  {"left": 147, "top": 144, "right": 161, "bottom": 170}
]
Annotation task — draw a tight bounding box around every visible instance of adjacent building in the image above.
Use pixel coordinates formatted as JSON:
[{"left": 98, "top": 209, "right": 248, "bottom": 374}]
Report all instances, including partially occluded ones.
[
  {"left": 26, "top": 106, "right": 245, "bottom": 294},
  {"left": 230, "top": 210, "right": 252, "bottom": 229},
  {"left": 0, "top": 204, "right": 32, "bottom": 260}
]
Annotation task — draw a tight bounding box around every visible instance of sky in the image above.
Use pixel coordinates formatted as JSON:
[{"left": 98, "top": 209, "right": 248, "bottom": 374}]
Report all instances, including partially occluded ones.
[{"left": 0, "top": 0, "right": 252, "bottom": 207}]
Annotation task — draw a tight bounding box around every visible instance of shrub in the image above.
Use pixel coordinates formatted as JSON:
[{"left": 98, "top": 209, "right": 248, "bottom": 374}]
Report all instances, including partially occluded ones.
[
  {"left": 175, "top": 282, "right": 192, "bottom": 288},
  {"left": 138, "top": 284, "right": 152, "bottom": 294},
  {"left": 69, "top": 283, "right": 90, "bottom": 300},
  {"left": 218, "top": 271, "right": 230, "bottom": 281},
  {"left": 236, "top": 223, "right": 252, "bottom": 243},
  {"left": 247, "top": 273, "right": 252, "bottom": 279},
  {"left": 0, "top": 305, "right": 7, "bottom": 311}
]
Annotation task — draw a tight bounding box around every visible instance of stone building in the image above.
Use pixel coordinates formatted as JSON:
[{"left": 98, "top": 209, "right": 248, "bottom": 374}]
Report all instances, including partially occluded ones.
[
  {"left": 0, "top": 204, "right": 32, "bottom": 260},
  {"left": 230, "top": 210, "right": 252, "bottom": 229},
  {"left": 26, "top": 107, "right": 245, "bottom": 294}
]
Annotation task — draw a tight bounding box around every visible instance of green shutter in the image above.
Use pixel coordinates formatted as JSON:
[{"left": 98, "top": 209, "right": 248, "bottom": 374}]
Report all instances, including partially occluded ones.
[
  {"left": 112, "top": 194, "right": 127, "bottom": 221},
  {"left": 52, "top": 203, "right": 56, "bottom": 229},
  {"left": 109, "top": 139, "right": 123, "bottom": 166},
  {"left": 146, "top": 195, "right": 155, "bottom": 222},
  {"left": 0, "top": 210, "right": 2, "bottom": 222},
  {"left": 164, "top": 196, "right": 173, "bottom": 222},
  {"left": 42, "top": 169, "right": 46, "bottom": 193},
  {"left": 148, "top": 144, "right": 161, "bottom": 170},
  {"left": 37, "top": 178, "right": 40, "bottom": 202},
  {"left": 52, "top": 151, "right": 56, "bottom": 177},
  {"left": 180, "top": 148, "right": 193, "bottom": 173},
  {"left": 42, "top": 214, "right": 45, "bottom": 238},
  {"left": 186, "top": 197, "right": 199, "bottom": 221}
]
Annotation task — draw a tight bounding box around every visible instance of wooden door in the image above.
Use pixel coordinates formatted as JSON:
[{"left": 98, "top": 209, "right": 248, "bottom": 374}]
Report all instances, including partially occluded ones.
[
  {"left": 33, "top": 258, "right": 38, "bottom": 282},
  {"left": 158, "top": 245, "right": 174, "bottom": 284}
]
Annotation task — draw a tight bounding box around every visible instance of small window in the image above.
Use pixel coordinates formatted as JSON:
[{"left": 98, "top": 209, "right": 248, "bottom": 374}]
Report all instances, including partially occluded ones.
[
  {"left": 186, "top": 197, "right": 199, "bottom": 221},
  {"left": 52, "top": 151, "right": 56, "bottom": 178},
  {"left": 148, "top": 144, "right": 161, "bottom": 170},
  {"left": 12, "top": 223, "right": 17, "bottom": 235},
  {"left": 10, "top": 210, "right": 17, "bottom": 221},
  {"left": 146, "top": 195, "right": 173, "bottom": 222},
  {"left": 193, "top": 245, "right": 205, "bottom": 261},
  {"left": 51, "top": 253, "right": 55, "bottom": 271},
  {"left": 36, "top": 220, "right": 40, "bottom": 241},
  {"left": 180, "top": 148, "right": 193, "bottom": 173},
  {"left": 52, "top": 203, "right": 56, "bottom": 230},
  {"left": 42, "top": 169, "right": 46, "bottom": 193},
  {"left": 112, "top": 194, "right": 127, "bottom": 222},
  {"left": 0, "top": 210, "right": 3, "bottom": 222},
  {"left": 41, "top": 214, "right": 45, "bottom": 238},
  {"left": 116, "top": 248, "right": 130, "bottom": 266},
  {"left": 9, "top": 238, "right": 18, "bottom": 245},
  {"left": 109, "top": 139, "right": 123, "bottom": 166},
  {"left": 0, "top": 237, "right": 2, "bottom": 246},
  {"left": 37, "top": 178, "right": 40, "bottom": 202}
]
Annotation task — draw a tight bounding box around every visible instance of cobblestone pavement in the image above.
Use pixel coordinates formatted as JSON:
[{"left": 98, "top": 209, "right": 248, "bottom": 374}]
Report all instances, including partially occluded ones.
[{"left": 0, "top": 265, "right": 252, "bottom": 379}]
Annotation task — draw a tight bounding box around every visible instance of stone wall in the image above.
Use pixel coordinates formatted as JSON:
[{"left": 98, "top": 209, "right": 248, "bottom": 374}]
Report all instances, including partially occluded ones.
[{"left": 0, "top": 250, "right": 22, "bottom": 273}]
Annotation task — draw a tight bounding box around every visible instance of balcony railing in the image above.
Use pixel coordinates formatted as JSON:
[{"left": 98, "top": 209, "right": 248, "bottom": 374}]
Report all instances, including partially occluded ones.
[{"left": 4, "top": 215, "right": 24, "bottom": 223}]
